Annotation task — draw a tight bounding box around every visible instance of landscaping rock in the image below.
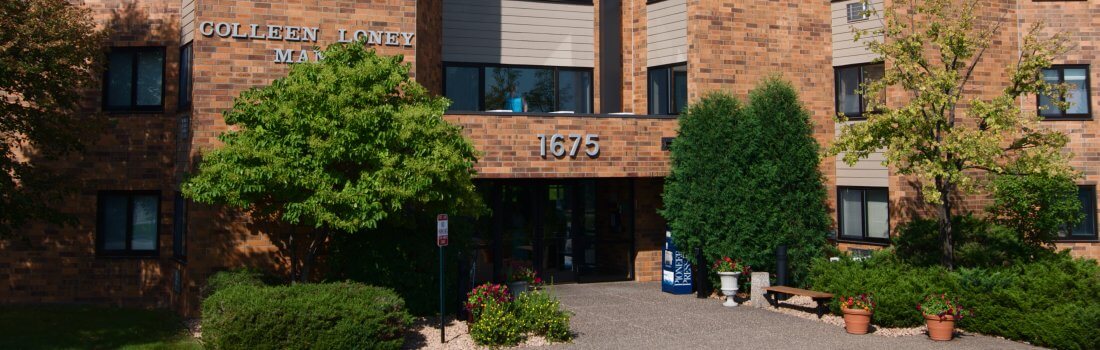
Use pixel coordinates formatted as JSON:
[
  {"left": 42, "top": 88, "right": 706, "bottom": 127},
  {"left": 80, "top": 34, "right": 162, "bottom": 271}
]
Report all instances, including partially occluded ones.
[{"left": 750, "top": 271, "right": 770, "bottom": 308}]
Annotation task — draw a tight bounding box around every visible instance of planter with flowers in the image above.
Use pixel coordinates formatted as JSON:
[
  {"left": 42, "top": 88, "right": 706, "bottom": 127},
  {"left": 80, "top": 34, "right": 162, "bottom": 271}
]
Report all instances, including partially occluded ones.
[
  {"left": 465, "top": 283, "right": 512, "bottom": 324},
  {"left": 917, "top": 293, "right": 970, "bottom": 341},
  {"left": 508, "top": 266, "right": 542, "bottom": 298},
  {"left": 839, "top": 294, "right": 876, "bottom": 334},
  {"left": 712, "top": 257, "right": 748, "bottom": 307}
]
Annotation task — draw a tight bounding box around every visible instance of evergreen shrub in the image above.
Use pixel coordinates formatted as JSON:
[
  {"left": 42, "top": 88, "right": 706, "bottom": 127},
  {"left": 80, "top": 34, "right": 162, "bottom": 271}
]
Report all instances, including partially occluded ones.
[
  {"left": 202, "top": 281, "right": 411, "bottom": 350},
  {"left": 662, "top": 77, "right": 830, "bottom": 285}
]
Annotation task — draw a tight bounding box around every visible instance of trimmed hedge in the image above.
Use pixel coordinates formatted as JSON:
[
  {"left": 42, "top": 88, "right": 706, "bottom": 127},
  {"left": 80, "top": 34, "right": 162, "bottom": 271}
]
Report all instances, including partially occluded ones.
[
  {"left": 202, "top": 269, "right": 264, "bottom": 297},
  {"left": 808, "top": 250, "right": 1100, "bottom": 350},
  {"left": 202, "top": 281, "right": 411, "bottom": 350}
]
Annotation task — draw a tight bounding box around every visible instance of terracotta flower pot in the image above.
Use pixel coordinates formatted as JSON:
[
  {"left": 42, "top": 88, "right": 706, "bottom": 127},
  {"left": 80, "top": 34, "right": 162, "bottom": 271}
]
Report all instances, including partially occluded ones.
[
  {"left": 924, "top": 314, "right": 957, "bottom": 341},
  {"left": 841, "top": 307, "right": 872, "bottom": 335}
]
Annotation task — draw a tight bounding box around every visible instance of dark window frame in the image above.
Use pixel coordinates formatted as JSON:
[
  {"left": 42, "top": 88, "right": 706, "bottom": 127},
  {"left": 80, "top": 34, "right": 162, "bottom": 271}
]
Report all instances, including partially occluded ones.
[
  {"left": 96, "top": 190, "right": 162, "bottom": 258},
  {"left": 442, "top": 62, "right": 594, "bottom": 113},
  {"left": 1038, "top": 65, "right": 1092, "bottom": 120},
  {"left": 846, "top": 2, "right": 870, "bottom": 22},
  {"left": 836, "top": 186, "right": 891, "bottom": 244},
  {"left": 102, "top": 46, "right": 167, "bottom": 113},
  {"left": 172, "top": 191, "right": 188, "bottom": 262},
  {"left": 1060, "top": 185, "right": 1099, "bottom": 242},
  {"left": 834, "top": 62, "right": 884, "bottom": 120},
  {"left": 178, "top": 43, "right": 193, "bottom": 112},
  {"left": 647, "top": 62, "right": 688, "bottom": 115}
]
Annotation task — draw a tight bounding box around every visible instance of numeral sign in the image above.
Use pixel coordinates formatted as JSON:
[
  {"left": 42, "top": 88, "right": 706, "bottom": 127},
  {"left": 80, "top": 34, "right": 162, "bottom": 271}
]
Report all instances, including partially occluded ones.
[{"left": 536, "top": 133, "right": 600, "bottom": 158}]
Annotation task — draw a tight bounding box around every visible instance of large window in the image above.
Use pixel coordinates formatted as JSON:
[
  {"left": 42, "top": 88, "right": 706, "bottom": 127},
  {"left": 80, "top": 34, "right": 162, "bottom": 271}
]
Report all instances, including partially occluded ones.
[
  {"left": 178, "top": 43, "right": 193, "bottom": 111},
  {"left": 835, "top": 63, "right": 884, "bottom": 119},
  {"left": 1039, "top": 65, "right": 1091, "bottom": 119},
  {"left": 97, "top": 191, "right": 160, "bottom": 257},
  {"left": 838, "top": 187, "right": 890, "bottom": 243},
  {"left": 103, "top": 47, "right": 165, "bottom": 112},
  {"left": 443, "top": 64, "right": 593, "bottom": 113},
  {"left": 648, "top": 63, "right": 687, "bottom": 115},
  {"left": 1061, "top": 186, "right": 1098, "bottom": 241}
]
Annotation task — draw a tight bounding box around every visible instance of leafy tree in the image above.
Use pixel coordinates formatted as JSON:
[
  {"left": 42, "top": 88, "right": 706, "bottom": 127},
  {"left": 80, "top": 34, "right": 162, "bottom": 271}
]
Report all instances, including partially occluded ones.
[
  {"left": 829, "top": 0, "right": 1075, "bottom": 268},
  {"left": 182, "top": 43, "right": 483, "bottom": 282},
  {"left": 987, "top": 173, "right": 1081, "bottom": 247},
  {"left": 662, "top": 78, "right": 830, "bottom": 285},
  {"left": 0, "top": 0, "right": 104, "bottom": 238}
]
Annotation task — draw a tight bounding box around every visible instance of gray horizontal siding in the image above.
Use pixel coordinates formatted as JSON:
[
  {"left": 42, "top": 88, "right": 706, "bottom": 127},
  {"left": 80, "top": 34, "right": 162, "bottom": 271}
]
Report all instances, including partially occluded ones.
[
  {"left": 443, "top": 0, "right": 594, "bottom": 67},
  {"left": 647, "top": 0, "right": 686, "bottom": 67},
  {"left": 832, "top": 0, "right": 883, "bottom": 66},
  {"left": 835, "top": 122, "right": 889, "bottom": 187},
  {"left": 181, "top": 0, "right": 195, "bottom": 44}
]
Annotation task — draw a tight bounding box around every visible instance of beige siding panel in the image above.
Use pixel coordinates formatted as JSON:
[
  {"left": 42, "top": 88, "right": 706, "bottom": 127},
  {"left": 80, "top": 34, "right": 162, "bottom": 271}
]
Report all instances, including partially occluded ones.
[
  {"left": 443, "top": 0, "right": 594, "bottom": 67},
  {"left": 835, "top": 121, "right": 889, "bottom": 187},
  {"left": 831, "top": 0, "right": 883, "bottom": 66},
  {"left": 181, "top": 0, "right": 195, "bottom": 44},
  {"left": 646, "top": 0, "right": 686, "bottom": 67}
]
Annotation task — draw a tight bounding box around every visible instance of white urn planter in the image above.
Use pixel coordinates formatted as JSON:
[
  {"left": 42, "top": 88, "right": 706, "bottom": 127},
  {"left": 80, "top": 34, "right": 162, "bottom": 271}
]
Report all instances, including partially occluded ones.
[
  {"left": 717, "top": 271, "right": 741, "bottom": 307},
  {"left": 508, "top": 281, "right": 528, "bottom": 298}
]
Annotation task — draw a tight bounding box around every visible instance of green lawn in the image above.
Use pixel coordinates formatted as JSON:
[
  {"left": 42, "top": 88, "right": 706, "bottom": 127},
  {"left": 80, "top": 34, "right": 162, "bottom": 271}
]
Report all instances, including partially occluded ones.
[{"left": 0, "top": 305, "right": 202, "bottom": 350}]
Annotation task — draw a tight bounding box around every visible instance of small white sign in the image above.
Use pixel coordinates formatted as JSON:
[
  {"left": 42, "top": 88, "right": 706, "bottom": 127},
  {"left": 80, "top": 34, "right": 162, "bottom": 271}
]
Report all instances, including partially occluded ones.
[{"left": 437, "top": 214, "right": 449, "bottom": 247}]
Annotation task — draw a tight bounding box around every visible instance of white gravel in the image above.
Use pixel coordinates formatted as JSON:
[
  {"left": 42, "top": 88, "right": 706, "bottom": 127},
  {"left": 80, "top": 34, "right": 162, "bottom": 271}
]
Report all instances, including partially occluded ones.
[{"left": 403, "top": 316, "right": 554, "bottom": 349}]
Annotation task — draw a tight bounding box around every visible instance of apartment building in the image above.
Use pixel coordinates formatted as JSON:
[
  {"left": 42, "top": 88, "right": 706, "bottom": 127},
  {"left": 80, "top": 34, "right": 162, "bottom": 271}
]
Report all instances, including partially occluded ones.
[{"left": 0, "top": 0, "right": 1095, "bottom": 316}]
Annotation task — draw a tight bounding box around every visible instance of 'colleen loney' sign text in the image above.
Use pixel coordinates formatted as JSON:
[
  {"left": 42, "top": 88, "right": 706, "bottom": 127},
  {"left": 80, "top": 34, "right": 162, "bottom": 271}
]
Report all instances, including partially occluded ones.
[{"left": 198, "top": 22, "right": 415, "bottom": 64}]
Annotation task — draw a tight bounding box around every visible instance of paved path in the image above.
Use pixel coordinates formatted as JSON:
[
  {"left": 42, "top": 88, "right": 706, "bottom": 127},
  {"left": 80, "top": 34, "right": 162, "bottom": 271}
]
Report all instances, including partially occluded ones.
[{"left": 543, "top": 282, "right": 1039, "bottom": 350}]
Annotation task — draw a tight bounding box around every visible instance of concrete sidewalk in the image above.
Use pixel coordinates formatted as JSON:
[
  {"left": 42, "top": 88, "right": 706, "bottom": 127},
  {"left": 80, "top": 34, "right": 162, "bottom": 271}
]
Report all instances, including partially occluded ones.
[{"left": 542, "top": 282, "right": 1039, "bottom": 350}]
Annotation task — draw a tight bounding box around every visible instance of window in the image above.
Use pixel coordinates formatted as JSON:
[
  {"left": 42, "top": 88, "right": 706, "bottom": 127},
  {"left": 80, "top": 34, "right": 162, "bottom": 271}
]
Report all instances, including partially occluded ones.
[
  {"left": 847, "top": 2, "right": 870, "bottom": 22},
  {"left": 178, "top": 43, "right": 193, "bottom": 111},
  {"left": 838, "top": 187, "right": 890, "bottom": 243},
  {"left": 443, "top": 63, "right": 593, "bottom": 113},
  {"left": 1039, "top": 65, "right": 1091, "bottom": 119},
  {"left": 172, "top": 192, "right": 187, "bottom": 261},
  {"left": 835, "top": 63, "right": 884, "bottom": 119},
  {"left": 97, "top": 191, "right": 161, "bottom": 257},
  {"left": 104, "top": 47, "right": 165, "bottom": 112},
  {"left": 648, "top": 63, "right": 687, "bottom": 115},
  {"left": 1061, "top": 186, "right": 1098, "bottom": 241}
]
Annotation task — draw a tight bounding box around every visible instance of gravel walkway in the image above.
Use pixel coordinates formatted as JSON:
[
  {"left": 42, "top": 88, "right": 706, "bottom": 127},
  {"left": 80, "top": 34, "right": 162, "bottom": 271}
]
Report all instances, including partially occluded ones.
[{"left": 541, "top": 281, "right": 1041, "bottom": 350}]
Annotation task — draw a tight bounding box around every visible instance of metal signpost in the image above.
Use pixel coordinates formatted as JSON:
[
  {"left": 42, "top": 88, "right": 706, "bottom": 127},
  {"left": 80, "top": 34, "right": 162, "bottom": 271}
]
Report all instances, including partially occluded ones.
[{"left": 436, "top": 214, "right": 449, "bottom": 343}]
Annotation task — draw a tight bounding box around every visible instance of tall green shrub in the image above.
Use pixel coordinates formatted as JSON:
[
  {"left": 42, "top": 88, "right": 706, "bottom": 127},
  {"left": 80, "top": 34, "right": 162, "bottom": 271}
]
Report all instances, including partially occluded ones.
[
  {"left": 662, "top": 78, "right": 830, "bottom": 285},
  {"left": 202, "top": 282, "right": 411, "bottom": 350}
]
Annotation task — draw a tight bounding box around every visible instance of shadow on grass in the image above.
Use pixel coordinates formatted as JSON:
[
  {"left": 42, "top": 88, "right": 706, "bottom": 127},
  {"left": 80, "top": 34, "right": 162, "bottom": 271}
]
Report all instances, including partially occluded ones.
[{"left": 0, "top": 305, "right": 201, "bottom": 350}]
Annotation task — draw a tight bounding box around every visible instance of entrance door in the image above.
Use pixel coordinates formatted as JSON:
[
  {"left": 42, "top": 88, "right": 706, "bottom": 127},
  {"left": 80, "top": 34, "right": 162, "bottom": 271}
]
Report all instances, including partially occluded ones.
[{"left": 475, "top": 179, "right": 636, "bottom": 285}]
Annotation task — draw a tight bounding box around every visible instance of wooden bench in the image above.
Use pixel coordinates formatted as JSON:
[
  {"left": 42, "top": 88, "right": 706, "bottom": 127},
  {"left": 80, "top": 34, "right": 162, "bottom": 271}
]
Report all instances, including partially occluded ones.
[{"left": 763, "top": 286, "right": 833, "bottom": 318}]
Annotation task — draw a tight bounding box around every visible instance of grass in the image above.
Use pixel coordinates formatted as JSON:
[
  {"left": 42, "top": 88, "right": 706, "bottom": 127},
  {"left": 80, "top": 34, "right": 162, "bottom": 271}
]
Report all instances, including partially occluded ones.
[{"left": 0, "top": 305, "right": 202, "bottom": 350}]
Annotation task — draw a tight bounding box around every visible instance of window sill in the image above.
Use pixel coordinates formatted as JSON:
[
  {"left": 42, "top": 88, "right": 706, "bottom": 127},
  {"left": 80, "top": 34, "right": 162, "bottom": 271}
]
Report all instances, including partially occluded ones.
[
  {"left": 443, "top": 111, "right": 679, "bottom": 119},
  {"left": 1039, "top": 115, "right": 1092, "bottom": 121},
  {"left": 96, "top": 253, "right": 160, "bottom": 259},
  {"left": 103, "top": 109, "right": 166, "bottom": 115},
  {"left": 833, "top": 237, "right": 891, "bottom": 247}
]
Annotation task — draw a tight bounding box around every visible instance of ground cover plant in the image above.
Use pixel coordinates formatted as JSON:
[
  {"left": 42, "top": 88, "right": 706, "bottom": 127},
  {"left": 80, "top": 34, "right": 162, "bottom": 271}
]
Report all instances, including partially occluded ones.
[
  {"left": 809, "top": 234, "right": 1100, "bottom": 350},
  {"left": 0, "top": 305, "right": 200, "bottom": 350},
  {"left": 465, "top": 284, "right": 572, "bottom": 346},
  {"left": 202, "top": 271, "right": 411, "bottom": 350}
]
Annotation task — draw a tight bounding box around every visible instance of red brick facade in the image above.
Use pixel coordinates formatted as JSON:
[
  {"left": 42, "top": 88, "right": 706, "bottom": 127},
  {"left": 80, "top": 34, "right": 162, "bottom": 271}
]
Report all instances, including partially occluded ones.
[{"left": 2, "top": 0, "right": 1098, "bottom": 316}]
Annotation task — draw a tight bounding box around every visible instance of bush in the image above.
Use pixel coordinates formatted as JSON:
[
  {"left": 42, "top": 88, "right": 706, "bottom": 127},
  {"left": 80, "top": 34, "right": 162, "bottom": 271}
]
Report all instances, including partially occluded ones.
[
  {"left": 202, "top": 269, "right": 265, "bottom": 297},
  {"left": 514, "top": 291, "right": 572, "bottom": 342},
  {"left": 987, "top": 173, "right": 1082, "bottom": 247},
  {"left": 468, "top": 301, "right": 523, "bottom": 347},
  {"left": 894, "top": 215, "right": 1050, "bottom": 268},
  {"left": 662, "top": 78, "right": 830, "bottom": 286},
  {"left": 202, "top": 282, "right": 411, "bottom": 350},
  {"left": 809, "top": 249, "right": 1100, "bottom": 350}
]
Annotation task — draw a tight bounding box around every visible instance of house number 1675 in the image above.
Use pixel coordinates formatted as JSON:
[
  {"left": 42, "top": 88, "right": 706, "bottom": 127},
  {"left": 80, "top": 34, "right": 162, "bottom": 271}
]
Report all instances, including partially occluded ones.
[{"left": 537, "top": 134, "right": 600, "bottom": 158}]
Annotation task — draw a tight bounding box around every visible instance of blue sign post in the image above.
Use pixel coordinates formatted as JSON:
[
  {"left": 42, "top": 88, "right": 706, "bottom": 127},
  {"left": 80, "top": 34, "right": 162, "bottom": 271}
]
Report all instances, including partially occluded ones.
[{"left": 661, "top": 230, "right": 693, "bottom": 294}]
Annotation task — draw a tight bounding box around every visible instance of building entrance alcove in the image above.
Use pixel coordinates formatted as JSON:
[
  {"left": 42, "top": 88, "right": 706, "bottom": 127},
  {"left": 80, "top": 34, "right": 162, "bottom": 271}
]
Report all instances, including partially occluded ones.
[{"left": 471, "top": 179, "right": 636, "bottom": 285}]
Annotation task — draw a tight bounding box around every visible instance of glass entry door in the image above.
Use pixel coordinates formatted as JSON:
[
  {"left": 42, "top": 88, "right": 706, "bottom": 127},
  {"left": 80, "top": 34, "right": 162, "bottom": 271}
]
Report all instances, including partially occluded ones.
[{"left": 474, "top": 179, "right": 635, "bottom": 285}]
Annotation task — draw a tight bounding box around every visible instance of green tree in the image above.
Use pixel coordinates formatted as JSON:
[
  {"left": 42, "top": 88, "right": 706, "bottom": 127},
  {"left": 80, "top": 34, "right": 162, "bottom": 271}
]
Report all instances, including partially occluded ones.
[
  {"left": 987, "top": 173, "right": 1081, "bottom": 248},
  {"left": 0, "top": 0, "right": 104, "bottom": 238},
  {"left": 182, "top": 43, "right": 483, "bottom": 282},
  {"left": 662, "top": 78, "right": 831, "bottom": 285},
  {"left": 829, "top": 0, "right": 1075, "bottom": 268}
]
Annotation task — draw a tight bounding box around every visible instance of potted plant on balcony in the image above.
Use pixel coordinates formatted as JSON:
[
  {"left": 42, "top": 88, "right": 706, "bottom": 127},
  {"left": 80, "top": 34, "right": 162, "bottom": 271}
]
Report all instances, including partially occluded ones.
[
  {"left": 712, "top": 257, "right": 747, "bottom": 307},
  {"left": 918, "top": 293, "right": 970, "bottom": 341},
  {"left": 839, "top": 294, "right": 876, "bottom": 334}
]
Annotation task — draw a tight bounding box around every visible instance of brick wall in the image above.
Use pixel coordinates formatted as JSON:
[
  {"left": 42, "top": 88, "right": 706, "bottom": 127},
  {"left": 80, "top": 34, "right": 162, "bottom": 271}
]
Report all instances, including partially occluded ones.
[{"left": 0, "top": 0, "right": 181, "bottom": 308}]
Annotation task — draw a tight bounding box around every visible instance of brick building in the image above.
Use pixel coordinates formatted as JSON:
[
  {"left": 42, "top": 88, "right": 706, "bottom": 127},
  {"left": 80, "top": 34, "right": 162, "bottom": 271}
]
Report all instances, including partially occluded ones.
[{"left": 0, "top": 0, "right": 1096, "bottom": 316}]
